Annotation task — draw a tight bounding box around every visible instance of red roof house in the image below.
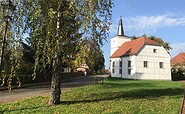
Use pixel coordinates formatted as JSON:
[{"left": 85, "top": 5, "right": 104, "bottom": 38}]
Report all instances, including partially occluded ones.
[
  {"left": 109, "top": 17, "right": 171, "bottom": 80},
  {"left": 171, "top": 53, "right": 185, "bottom": 65}
]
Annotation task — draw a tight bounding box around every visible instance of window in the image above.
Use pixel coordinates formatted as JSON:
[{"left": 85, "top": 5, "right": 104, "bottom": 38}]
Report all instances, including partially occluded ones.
[
  {"left": 112, "top": 61, "right": 115, "bottom": 67},
  {"left": 159, "top": 62, "right": 164, "bottom": 68},
  {"left": 128, "top": 69, "right": 131, "bottom": 75},
  {"left": 119, "top": 61, "right": 122, "bottom": 74},
  {"left": 128, "top": 60, "right": 131, "bottom": 67},
  {"left": 144, "top": 61, "right": 148, "bottom": 68},
  {"left": 110, "top": 60, "right": 111, "bottom": 67},
  {"left": 119, "top": 61, "right": 122, "bottom": 67},
  {"left": 119, "top": 69, "right": 122, "bottom": 74},
  {"left": 153, "top": 49, "right": 157, "bottom": 53},
  {"left": 112, "top": 69, "right": 115, "bottom": 73}
]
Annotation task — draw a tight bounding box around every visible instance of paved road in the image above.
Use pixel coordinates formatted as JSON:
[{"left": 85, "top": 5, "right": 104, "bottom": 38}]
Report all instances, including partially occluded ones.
[{"left": 0, "top": 75, "right": 108, "bottom": 104}]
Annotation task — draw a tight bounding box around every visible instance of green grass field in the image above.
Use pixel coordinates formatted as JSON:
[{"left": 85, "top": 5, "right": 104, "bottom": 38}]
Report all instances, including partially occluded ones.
[{"left": 0, "top": 78, "right": 184, "bottom": 114}]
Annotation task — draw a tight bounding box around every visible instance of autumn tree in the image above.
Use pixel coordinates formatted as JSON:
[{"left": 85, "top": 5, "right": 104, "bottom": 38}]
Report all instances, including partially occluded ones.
[
  {"left": 8, "top": 0, "right": 113, "bottom": 105},
  {"left": 75, "top": 39, "right": 105, "bottom": 73},
  {"left": 93, "top": 51, "right": 105, "bottom": 73}
]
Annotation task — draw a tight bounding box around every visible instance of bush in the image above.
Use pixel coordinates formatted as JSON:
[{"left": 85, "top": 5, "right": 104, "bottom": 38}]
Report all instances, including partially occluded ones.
[
  {"left": 171, "top": 64, "right": 185, "bottom": 81},
  {"left": 172, "top": 71, "right": 185, "bottom": 81}
]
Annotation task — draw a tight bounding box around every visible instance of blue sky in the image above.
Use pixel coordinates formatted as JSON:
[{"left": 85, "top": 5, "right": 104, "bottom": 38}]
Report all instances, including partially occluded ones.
[{"left": 102, "top": 0, "right": 185, "bottom": 69}]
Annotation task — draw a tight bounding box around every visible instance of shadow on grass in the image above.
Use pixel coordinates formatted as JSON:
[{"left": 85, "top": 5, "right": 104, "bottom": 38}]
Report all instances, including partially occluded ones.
[
  {"left": 100, "top": 82, "right": 155, "bottom": 88},
  {"left": 61, "top": 88, "right": 184, "bottom": 105},
  {"left": 1, "top": 88, "right": 183, "bottom": 112},
  {"left": 0, "top": 105, "right": 49, "bottom": 113}
]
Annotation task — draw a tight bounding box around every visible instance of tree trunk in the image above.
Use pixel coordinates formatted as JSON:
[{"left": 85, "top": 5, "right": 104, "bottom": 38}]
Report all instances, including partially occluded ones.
[
  {"left": 48, "top": 2, "right": 62, "bottom": 105},
  {"left": 48, "top": 57, "right": 61, "bottom": 105}
]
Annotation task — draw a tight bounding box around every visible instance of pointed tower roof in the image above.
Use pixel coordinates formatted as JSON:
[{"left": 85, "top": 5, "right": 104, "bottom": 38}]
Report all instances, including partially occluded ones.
[{"left": 117, "top": 16, "right": 124, "bottom": 36}]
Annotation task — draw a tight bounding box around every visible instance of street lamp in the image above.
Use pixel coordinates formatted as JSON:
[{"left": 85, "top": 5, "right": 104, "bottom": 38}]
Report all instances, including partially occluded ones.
[{"left": 0, "top": 0, "right": 15, "bottom": 70}]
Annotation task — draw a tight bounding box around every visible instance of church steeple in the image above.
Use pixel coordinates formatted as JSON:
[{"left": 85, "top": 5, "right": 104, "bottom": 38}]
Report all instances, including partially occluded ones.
[
  {"left": 117, "top": 16, "right": 124, "bottom": 36},
  {"left": 111, "top": 16, "right": 130, "bottom": 56}
]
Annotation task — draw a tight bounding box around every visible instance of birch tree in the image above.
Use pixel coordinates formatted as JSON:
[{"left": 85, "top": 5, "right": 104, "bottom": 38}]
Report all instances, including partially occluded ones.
[{"left": 11, "top": 0, "right": 113, "bottom": 105}]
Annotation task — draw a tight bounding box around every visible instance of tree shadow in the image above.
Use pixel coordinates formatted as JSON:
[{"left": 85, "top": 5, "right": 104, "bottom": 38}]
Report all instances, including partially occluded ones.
[
  {"left": 100, "top": 82, "right": 155, "bottom": 88},
  {"left": 61, "top": 88, "right": 184, "bottom": 105},
  {"left": 0, "top": 105, "right": 49, "bottom": 113},
  {"left": 1, "top": 88, "right": 183, "bottom": 113}
]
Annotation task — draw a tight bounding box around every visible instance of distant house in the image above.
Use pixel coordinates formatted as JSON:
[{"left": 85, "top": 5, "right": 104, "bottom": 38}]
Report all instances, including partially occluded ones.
[
  {"left": 109, "top": 17, "right": 171, "bottom": 80},
  {"left": 76, "top": 63, "right": 89, "bottom": 72},
  {"left": 171, "top": 53, "right": 185, "bottom": 80},
  {"left": 171, "top": 53, "right": 185, "bottom": 66}
]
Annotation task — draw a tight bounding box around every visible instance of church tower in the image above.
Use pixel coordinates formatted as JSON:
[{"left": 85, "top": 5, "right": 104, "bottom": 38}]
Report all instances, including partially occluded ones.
[{"left": 110, "top": 16, "right": 131, "bottom": 56}]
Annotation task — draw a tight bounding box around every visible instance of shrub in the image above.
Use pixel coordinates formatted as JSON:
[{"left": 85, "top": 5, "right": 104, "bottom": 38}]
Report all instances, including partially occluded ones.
[{"left": 171, "top": 63, "right": 185, "bottom": 81}]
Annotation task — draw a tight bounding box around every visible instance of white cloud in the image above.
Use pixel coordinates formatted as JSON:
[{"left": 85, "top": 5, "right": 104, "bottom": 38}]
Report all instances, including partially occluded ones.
[
  {"left": 109, "top": 13, "right": 185, "bottom": 36},
  {"left": 124, "top": 14, "right": 185, "bottom": 35},
  {"left": 169, "top": 43, "right": 185, "bottom": 57}
]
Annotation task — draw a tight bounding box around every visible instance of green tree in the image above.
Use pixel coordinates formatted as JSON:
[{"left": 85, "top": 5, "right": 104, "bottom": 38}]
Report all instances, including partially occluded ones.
[
  {"left": 86, "top": 41, "right": 105, "bottom": 73},
  {"left": 75, "top": 39, "right": 105, "bottom": 73},
  {"left": 11, "top": 0, "right": 112, "bottom": 105},
  {"left": 93, "top": 50, "right": 105, "bottom": 73},
  {"left": 0, "top": 2, "right": 23, "bottom": 91}
]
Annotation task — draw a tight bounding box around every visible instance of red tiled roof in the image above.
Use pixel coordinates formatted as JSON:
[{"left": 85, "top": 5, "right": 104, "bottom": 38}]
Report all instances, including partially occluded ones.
[
  {"left": 110, "top": 37, "right": 161, "bottom": 58},
  {"left": 171, "top": 53, "right": 185, "bottom": 65}
]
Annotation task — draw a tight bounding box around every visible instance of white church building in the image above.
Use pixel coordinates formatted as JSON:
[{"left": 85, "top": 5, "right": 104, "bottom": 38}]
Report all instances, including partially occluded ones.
[{"left": 110, "top": 17, "right": 171, "bottom": 80}]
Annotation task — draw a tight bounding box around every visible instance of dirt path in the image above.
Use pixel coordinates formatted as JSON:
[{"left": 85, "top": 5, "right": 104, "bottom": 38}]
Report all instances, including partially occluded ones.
[{"left": 0, "top": 75, "right": 108, "bottom": 104}]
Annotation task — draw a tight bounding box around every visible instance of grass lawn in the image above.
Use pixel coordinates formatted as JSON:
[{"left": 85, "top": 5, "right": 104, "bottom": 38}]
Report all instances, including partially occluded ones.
[{"left": 0, "top": 78, "right": 184, "bottom": 114}]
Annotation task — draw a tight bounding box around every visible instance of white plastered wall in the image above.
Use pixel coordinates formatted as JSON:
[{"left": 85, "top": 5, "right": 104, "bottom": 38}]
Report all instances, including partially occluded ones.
[
  {"left": 121, "top": 56, "right": 136, "bottom": 79},
  {"left": 110, "top": 58, "right": 122, "bottom": 78},
  {"left": 110, "top": 56, "right": 136, "bottom": 79},
  {"left": 135, "top": 45, "right": 171, "bottom": 80},
  {"left": 110, "top": 36, "right": 131, "bottom": 56}
]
